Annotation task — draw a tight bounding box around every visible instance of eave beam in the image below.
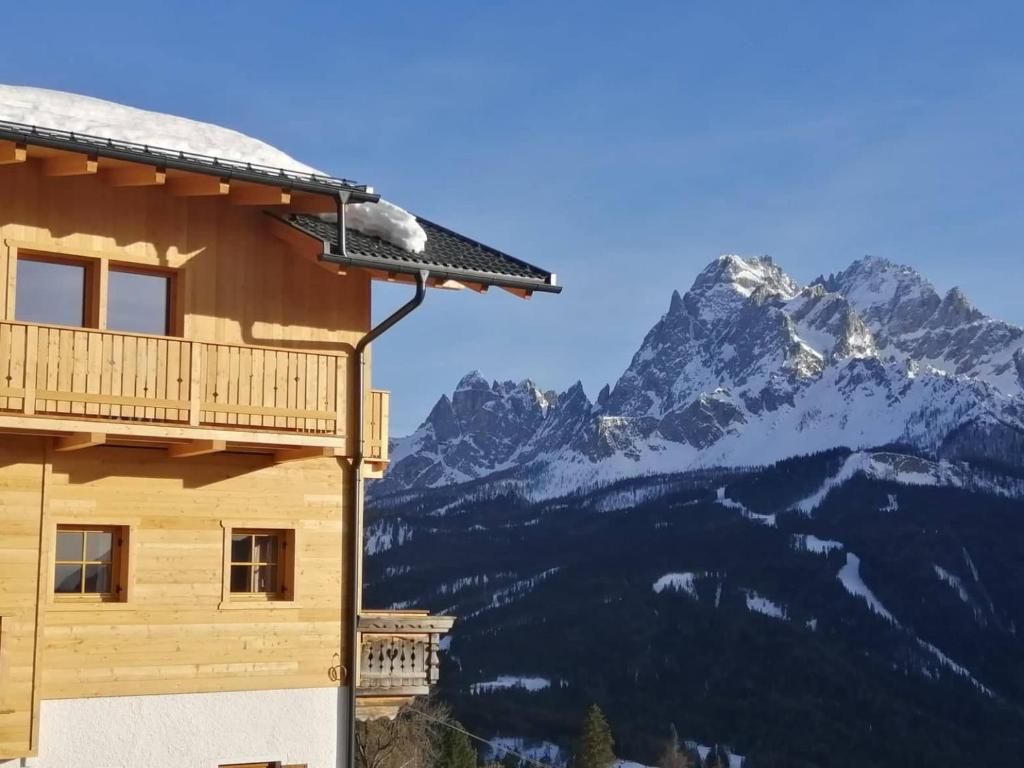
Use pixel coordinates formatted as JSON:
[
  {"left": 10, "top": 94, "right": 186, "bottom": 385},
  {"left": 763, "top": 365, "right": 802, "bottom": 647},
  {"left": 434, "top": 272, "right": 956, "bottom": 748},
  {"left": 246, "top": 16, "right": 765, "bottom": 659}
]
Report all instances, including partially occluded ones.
[
  {"left": 106, "top": 165, "right": 166, "bottom": 187},
  {"left": 53, "top": 433, "right": 106, "bottom": 452},
  {"left": 0, "top": 141, "right": 27, "bottom": 165},
  {"left": 167, "top": 439, "right": 226, "bottom": 458},
  {"left": 43, "top": 153, "right": 98, "bottom": 177}
]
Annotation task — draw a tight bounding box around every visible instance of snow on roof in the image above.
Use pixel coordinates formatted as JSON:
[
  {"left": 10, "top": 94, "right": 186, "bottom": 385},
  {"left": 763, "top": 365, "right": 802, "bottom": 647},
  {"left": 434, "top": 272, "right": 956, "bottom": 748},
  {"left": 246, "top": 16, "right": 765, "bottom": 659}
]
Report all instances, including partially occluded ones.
[
  {"left": 0, "top": 84, "right": 427, "bottom": 253},
  {"left": 0, "top": 84, "right": 319, "bottom": 174}
]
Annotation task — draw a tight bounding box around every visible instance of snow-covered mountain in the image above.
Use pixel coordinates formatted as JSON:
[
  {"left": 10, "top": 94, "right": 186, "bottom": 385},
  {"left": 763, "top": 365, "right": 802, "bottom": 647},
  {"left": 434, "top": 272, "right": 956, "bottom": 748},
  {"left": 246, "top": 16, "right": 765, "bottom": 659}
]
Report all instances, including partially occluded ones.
[{"left": 380, "top": 255, "right": 1024, "bottom": 497}]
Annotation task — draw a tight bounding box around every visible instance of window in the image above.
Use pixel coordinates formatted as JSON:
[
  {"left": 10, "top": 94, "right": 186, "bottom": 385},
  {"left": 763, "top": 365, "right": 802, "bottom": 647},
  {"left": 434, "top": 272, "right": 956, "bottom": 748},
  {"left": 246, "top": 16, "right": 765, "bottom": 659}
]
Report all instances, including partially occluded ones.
[
  {"left": 12, "top": 251, "right": 177, "bottom": 336},
  {"left": 107, "top": 267, "right": 173, "bottom": 335},
  {"left": 229, "top": 529, "right": 292, "bottom": 599},
  {"left": 54, "top": 525, "right": 127, "bottom": 600},
  {"left": 15, "top": 256, "right": 92, "bottom": 327}
]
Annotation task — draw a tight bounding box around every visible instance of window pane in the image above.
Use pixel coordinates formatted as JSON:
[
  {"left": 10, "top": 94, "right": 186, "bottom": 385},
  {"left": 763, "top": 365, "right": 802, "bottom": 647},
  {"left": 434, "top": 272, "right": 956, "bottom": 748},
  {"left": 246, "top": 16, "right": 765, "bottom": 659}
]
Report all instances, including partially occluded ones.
[
  {"left": 55, "top": 564, "right": 82, "bottom": 593},
  {"left": 230, "top": 565, "right": 252, "bottom": 593},
  {"left": 85, "top": 531, "right": 113, "bottom": 562},
  {"left": 231, "top": 534, "right": 252, "bottom": 564},
  {"left": 84, "top": 563, "right": 112, "bottom": 593},
  {"left": 16, "top": 259, "right": 86, "bottom": 327},
  {"left": 107, "top": 270, "right": 170, "bottom": 336},
  {"left": 253, "top": 565, "right": 277, "bottom": 593},
  {"left": 254, "top": 535, "right": 278, "bottom": 565},
  {"left": 56, "top": 530, "right": 84, "bottom": 561}
]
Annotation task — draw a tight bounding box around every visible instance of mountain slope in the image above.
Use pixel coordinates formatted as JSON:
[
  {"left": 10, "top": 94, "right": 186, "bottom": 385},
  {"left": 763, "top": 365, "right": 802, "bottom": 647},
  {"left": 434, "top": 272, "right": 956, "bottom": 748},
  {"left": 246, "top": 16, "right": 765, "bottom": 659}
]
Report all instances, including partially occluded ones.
[
  {"left": 379, "top": 255, "right": 1024, "bottom": 497},
  {"left": 365, "top": 450, "right": 1024, "bottom": 768}
]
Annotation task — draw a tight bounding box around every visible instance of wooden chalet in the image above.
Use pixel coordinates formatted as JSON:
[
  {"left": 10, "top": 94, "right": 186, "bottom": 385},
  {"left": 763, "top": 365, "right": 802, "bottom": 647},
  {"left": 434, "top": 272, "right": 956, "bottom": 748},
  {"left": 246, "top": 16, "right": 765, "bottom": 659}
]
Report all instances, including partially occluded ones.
[{"left": 0, "top": 91, "right": 559, "bottom": 768}]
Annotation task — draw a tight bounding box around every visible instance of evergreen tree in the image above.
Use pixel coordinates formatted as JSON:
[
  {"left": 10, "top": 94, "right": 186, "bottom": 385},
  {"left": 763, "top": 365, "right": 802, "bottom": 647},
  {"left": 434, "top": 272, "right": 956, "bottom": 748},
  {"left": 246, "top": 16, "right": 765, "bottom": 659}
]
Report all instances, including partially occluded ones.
[
  {"left": 703, "top": 745, "right": 728, "bottom": 768},
  {"left": 657, "top": 725, "right": 693, "bottom": 768},
  {"left": 575, "top": 704, "right": 616, "bottom": 768},
  {"left": 500, "top": 752, "right": 521, "bottom": 768},
  {"left": 438, "top": 721, "right": 477, "bottom": 768}
]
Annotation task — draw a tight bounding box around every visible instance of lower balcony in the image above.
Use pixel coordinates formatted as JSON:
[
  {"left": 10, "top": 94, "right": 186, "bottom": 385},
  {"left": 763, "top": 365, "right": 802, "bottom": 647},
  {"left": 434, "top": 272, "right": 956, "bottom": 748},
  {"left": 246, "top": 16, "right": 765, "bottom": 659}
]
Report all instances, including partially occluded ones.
[
  {"left": 354, "top": 611, "right": 456, "bottom": 720},
  {"left": 0, "top": 320, "right": 389, "bottom": 466}
]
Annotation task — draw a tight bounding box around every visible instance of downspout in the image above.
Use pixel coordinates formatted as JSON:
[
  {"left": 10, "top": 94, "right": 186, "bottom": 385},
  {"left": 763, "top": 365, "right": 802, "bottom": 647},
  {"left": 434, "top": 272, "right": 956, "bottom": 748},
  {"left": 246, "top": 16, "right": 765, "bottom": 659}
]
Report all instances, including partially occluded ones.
[{"left": 343, "top": 258, "right": 429, "bottom": 768}]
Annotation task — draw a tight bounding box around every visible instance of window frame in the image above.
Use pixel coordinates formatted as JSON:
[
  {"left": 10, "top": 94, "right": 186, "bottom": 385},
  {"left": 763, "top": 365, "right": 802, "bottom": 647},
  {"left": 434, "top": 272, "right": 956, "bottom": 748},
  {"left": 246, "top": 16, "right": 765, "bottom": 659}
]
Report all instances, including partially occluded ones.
[
  {"left": 14, "top": 252, "right": 99, "bottom": 329},
  {"left": 106, "top": 261, "right": 179, "bottom": 337},
  {"left": 220, "top": 524, "right": 296, "bottom": 606},
  {"left": 52, "top": 524, "right": 129, "bottom": 604},
  {"left": 9, "top": 246, "right": 181, "bottom": 338}
]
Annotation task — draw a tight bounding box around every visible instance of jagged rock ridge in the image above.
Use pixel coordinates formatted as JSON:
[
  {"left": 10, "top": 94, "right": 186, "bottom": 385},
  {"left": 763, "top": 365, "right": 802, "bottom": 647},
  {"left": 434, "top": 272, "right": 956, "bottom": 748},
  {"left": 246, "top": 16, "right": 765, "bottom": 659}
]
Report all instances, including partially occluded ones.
[{"left": 380, "top": 255, "right": 1024, "bottom": 496}]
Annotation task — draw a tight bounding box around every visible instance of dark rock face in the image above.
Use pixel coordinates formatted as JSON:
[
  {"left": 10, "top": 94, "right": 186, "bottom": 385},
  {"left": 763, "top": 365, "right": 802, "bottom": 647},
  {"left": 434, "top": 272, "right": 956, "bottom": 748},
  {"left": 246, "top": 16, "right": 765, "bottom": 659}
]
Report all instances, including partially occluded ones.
[{"left": 379, "top": 254, "right": 1024, "bottom": 494}]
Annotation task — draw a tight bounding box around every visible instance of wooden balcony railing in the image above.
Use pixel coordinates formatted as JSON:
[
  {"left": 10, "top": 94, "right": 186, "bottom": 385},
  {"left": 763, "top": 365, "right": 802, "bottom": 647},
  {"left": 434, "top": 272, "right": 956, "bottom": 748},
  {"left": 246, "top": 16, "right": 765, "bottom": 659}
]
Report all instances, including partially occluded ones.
[
  {"left": 364, "top": 389, "right": 390, "bottom": 464},
  {"left": 0, "top": 320, "right": 390, "bottom": 459},
  {"left": 355, "top": 611, "right": 455, "bottom": 707}
]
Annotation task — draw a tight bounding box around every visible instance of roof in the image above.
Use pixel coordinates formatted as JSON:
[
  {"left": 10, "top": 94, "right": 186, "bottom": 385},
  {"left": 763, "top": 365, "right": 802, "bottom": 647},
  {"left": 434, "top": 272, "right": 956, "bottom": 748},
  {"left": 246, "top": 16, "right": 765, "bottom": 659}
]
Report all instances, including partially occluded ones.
[
  {"left": 279, "top": 213, "right": 561, "bottom": 294},
  {"left": 0, "top": 118, "right": 379, "bottom": 203}
]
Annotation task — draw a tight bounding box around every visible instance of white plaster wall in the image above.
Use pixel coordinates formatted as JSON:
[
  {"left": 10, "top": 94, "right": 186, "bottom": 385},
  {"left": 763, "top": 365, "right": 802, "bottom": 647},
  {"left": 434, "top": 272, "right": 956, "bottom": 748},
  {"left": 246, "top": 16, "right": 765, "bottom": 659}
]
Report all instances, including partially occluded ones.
[{"left": 2, "top": 687, "right": 347, "bottom": 768}]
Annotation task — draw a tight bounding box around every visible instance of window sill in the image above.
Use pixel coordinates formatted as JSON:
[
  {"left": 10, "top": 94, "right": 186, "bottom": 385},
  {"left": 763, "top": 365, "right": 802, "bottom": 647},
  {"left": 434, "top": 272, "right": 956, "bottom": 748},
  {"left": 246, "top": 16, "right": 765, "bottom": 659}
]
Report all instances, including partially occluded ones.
[
  {"left": 48, "top": 598, "right": 132, "bottom": 612},
  {"left": 218, "top": 598, "right": 297, "bottom": 611}
]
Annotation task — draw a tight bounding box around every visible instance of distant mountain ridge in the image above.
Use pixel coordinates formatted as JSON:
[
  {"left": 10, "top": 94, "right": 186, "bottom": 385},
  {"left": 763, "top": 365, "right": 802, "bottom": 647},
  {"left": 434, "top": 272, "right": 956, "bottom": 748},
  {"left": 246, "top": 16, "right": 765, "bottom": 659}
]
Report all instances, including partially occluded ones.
[{"left": 379, "top": 255, "right": 1024, "bottom": 498}]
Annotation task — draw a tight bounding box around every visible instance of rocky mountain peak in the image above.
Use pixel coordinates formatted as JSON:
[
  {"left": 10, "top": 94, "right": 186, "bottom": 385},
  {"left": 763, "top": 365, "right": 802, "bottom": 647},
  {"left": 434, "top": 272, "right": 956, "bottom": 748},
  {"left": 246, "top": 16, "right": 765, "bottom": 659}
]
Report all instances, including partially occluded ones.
[
  {"left": 455, "top": 370, "right": 491, "bottom": 391},
  {"left": 380, "top": 254, "right": 1024, "bottom": 497}
]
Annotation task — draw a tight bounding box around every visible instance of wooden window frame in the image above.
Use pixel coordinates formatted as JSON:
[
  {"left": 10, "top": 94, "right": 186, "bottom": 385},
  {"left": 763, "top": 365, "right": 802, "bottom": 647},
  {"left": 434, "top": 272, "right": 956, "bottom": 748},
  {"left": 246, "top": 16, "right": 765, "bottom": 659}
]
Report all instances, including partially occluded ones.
[
  {"left": 8, "top": 247, "right": 182, "bottom": 338},
  {"left": 219, "top": 523, "right": 296, "bottom": 607},
  {"left": 52, "top": 524, "right": 129, "bottom": 604},
  {"left": 14, "top": 252, "right": 100, "bottom": 329},
  {"left": 107, "top": 261, "right": 181, "bottom": 337}
]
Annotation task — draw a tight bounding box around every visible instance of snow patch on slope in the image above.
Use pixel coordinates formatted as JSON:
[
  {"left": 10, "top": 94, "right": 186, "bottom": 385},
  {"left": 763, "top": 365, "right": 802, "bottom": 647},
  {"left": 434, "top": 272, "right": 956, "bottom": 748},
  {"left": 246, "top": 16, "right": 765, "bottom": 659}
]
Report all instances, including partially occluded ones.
[
  {"left": 653, "top": 572, "right": 698, "bottom": 597},
  {"left": 837, "top": 553, "right": 897, "bottom": 624},
  {"left": 365, "top": 519, "right": 414, "bottom": 555},
  {"left": 916, "top": 639, "right": 994, "bottom": 696},
  {"left": 792, "top": 534, "right": 844, "bottom": 555},
  {"left": 486, "top": 737, "right": 565, "bottom": 766},
  {"left": 933, "top": 565, "right": 971, "bottom": 604},
  {"left": 716, "top": 487, "right": 776, "bottom": 526},
  {"left": 471, "top": 676, "right": 551, "bottom": 694},
  {"left": 744, "top": 590, "right": 787, "bottom": 620}
]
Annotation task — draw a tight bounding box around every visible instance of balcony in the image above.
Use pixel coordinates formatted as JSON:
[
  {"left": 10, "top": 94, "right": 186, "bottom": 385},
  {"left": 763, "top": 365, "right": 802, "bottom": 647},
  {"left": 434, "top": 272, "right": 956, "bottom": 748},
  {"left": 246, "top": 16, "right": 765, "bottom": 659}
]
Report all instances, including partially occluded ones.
[
  {"left": 0, "top": 320, "right": 389, "bottom": 465},
  {"left": 355, "top": 611, "right": 456, "bottom": 720}
]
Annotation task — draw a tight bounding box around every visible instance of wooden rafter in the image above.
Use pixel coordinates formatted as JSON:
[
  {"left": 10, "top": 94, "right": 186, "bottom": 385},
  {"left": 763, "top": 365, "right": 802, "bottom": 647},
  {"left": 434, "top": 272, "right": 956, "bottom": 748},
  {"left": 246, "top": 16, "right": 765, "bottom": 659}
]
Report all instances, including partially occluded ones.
[
  {"left": 168, "top": 176, "right": 230, "bottom": 197},
  {"left": 273, "top": 446, "right": 342, "bottom": 464},
  {"left": 501, "top": 286, "right": 533, "bottom": 300},
  {"left": 230, "top": 185, "right": 292, "bottom": 206},
  {"left": 106, "top": 165, "right": 166, "bottom": 187},
  {"left": 0, "top": 140, "right": 27, "bottom": 165},
  {"left": 43, "top": 153, "right": 98, "bottom": 177},
  {"left": 167, "top": 439, "right": 226, "bottom": 458},
  {"left": 285, "top": 193, "right": 336, "bottom": 214},
  {"left": 53, "top": 433, "right": 107, "bottom": 452}
]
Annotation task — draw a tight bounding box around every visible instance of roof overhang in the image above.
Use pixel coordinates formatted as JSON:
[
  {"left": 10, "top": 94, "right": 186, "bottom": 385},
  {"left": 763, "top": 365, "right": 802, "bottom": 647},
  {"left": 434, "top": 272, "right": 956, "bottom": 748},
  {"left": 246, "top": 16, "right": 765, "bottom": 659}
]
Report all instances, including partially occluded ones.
[
  {"left": 0, "top": 119, "right": 379, "bottom": 203},
  {"left": 270, "top": 213, "right": 562, "bottom": 298}
]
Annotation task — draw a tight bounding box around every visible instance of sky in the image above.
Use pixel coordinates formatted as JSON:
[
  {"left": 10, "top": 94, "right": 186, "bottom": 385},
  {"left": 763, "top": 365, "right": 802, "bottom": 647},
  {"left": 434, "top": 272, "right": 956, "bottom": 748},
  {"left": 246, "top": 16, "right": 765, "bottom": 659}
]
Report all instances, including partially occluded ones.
[{"left": 3, "top": 1, "right": 1024, "bottom": 433}]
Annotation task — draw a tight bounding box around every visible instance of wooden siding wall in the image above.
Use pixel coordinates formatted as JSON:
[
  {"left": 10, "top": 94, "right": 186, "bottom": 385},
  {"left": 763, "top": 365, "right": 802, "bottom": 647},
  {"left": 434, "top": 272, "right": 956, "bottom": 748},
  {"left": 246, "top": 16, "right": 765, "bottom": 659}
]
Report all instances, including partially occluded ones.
[
  {"left": 0, "top": 162, "right": 371, "bottom": 353},
  {"left": 0, "top": 163, "right": 370, "bottom": 758},
  {"left": 0, "top": 436, "right": 350, "bottom": 759}
]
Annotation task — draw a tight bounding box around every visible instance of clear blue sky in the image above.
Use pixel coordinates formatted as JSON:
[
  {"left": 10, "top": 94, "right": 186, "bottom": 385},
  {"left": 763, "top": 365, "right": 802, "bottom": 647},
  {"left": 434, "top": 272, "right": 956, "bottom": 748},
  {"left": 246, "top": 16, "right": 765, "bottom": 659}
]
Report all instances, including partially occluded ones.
[{"left": 4, "top": 1, "right": 1024, "bottom": 433}]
